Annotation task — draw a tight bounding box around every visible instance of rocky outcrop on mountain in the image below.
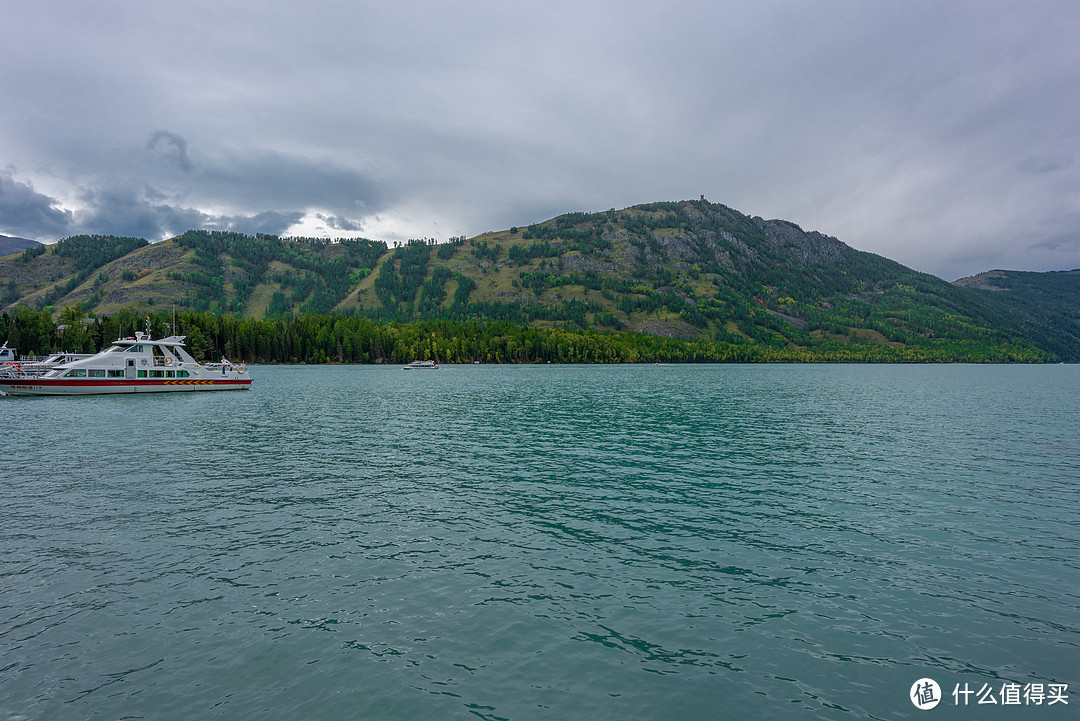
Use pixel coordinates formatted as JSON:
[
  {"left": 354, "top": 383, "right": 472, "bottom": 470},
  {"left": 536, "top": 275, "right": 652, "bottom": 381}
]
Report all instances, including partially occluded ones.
[
  {"left": 752, "top": 218, "right": 847, "bottom": 266},
  {"left": 634, "top": 320, "right": 702, "bottom": 339}
]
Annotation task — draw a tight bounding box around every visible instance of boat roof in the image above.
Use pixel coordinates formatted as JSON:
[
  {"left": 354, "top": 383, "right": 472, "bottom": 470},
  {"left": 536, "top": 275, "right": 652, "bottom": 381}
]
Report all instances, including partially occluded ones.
[{"left": 111, "top": 333, "right": 188, "bottom": 347}]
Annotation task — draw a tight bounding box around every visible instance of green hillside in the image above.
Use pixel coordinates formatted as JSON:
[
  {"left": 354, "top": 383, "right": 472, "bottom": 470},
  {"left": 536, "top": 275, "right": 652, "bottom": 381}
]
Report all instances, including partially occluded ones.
[
  {"left": 0, "top": 231, "right": 388, "bottom": 317},
  {"left": 954, "top": 269, "right": 1080, "bottom": 361},
  {"left": 0, "top": 200, "right": 1070, "bottom": 362}
]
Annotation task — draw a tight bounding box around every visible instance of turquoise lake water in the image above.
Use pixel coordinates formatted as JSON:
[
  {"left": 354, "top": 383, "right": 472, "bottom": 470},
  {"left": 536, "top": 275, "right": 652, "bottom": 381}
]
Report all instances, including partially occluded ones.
[{"left": 2, "top": 364, "right": 1078, "bottom": 720}]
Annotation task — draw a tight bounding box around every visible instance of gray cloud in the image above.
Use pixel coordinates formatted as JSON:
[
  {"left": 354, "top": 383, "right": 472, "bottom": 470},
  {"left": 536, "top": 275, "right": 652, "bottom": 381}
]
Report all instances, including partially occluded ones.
[
  {"left": 195, "top": 151, "right": 385, "bottom": 212},
  {"left": 147, "top": 130, "right": 193, "bottom": 173},
  {"left": 209, "top": 210, "right": 307, "bottom": 236},
  {"left": 1, "top": 1, "right": 1078, "bottom": 279},
  {"left": 317, "top": 214, "right": 365, "bottom": 232},
  {"left": 1018, "top": 155, "right": 1074, "bottom": 176}
]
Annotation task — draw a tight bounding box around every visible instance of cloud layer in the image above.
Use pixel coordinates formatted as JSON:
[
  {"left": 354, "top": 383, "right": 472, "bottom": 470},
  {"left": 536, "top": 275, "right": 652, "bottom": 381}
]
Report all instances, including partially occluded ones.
[{"left": 2, "top": 0, "right": 1078, "bottom": 280}]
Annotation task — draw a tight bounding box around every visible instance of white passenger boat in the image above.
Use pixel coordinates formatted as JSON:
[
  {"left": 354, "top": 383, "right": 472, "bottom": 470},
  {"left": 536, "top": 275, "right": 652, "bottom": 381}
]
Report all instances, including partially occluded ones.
[
  {"left": 0, "top": 332, "right": 250, "bottom": 396},
  {"left": 402, "top": 360, "right": 439, "bottom": 370}
]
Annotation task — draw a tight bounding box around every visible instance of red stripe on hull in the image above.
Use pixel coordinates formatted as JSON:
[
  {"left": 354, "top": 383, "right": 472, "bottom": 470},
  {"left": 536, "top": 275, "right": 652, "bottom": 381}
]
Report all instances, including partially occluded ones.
[{"left": 0, "top": 378, "right": 252, "bottom": 396}]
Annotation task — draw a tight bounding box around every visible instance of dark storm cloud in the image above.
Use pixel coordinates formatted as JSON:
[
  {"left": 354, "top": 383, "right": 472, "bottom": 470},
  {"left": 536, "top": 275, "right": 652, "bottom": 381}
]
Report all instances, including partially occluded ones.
[
  {"left": 0, "top": 168, "right": 305, "bottom": 242},
  {"left": 1, "top": 1, "right": 1078, "bottom": 278},
  {"left": 73, "top": 183, "right": 305, "bottom": 240},
  {"left": 0, "top": 170, "right": 74, "bottom": 238},
  {"left": 0, "top": 144, "right": 379, "bottom": 241}
]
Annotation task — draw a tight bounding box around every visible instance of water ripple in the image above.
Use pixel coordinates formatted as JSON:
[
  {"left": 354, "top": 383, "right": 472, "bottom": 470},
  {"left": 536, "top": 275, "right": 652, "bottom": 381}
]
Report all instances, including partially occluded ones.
[{"left": 1, "top": 364, "right": 1077, "bottom": 719}]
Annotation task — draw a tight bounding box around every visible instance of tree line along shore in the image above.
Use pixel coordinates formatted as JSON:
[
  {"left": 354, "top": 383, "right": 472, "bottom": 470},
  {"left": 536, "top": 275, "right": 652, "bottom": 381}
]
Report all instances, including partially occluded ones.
[{"left": 0, "top": 306, "right": 1053, "bottom": 365}]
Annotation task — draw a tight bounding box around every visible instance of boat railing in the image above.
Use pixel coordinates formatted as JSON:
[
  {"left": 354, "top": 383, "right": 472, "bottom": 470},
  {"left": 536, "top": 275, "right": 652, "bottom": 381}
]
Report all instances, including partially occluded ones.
[
  {"left": 203, "top": 359, "right": 247, "bottom": 375},
  {"left": 0, "top": 363, "right": 48, "bottom": 379},
  {"left": 0, "top": 351, "right": 97, "bottom": 379}
]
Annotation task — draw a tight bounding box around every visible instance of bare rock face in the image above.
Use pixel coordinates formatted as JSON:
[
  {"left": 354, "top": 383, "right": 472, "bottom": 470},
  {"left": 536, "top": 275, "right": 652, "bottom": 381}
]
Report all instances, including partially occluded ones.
[
  {"left": 559, "top": 252, "right": 622, "bottom": 275},
  {"left": 634, "top": 320, "right": 702, "bottom": 340},
  {"left": 767, "top": 309, "right": 808, "bottom": 329},
  {"left": 752, "top": 218, "right": 847, "bottom": 265},
  {"left": 610, "top": 204, "right": 850, "bottom": 280}
]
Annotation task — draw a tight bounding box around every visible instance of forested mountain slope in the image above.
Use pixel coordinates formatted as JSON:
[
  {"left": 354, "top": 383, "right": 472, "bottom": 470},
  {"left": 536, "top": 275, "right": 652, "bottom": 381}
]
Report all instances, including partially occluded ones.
[
  {"left": 0, "top": 199, "right": 1070, "bottom": 361},
  {"left": 955, "top": 269, "right": 1080, "bottom": 361}
]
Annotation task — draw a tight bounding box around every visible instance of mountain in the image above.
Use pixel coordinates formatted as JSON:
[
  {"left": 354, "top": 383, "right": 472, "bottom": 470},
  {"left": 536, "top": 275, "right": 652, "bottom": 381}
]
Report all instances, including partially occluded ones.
[
  {"left": 0, "top": 234, "right": 41, "bottom": 257},
  {"left": 0, "top": 200, "right": 1069, "bottom": 361},
  {"left": 954, "top": 269, "right": 1080, "bottom": 361}
]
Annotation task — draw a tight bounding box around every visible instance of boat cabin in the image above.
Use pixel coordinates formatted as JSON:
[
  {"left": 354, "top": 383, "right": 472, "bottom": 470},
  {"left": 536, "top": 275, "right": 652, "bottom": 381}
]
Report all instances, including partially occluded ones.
[{"left": 47, "top": 332, "right": 206, "bottom": 380}]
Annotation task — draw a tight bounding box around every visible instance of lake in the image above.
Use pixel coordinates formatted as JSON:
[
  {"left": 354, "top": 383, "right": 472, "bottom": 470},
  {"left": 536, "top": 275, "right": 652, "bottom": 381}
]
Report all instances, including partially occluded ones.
[{"left": 2, "top": 364, "right": 1077, "bottom": 719}]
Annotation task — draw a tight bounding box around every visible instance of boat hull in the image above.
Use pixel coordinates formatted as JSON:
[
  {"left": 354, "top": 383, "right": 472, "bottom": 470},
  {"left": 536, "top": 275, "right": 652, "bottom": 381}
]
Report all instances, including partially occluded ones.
[{"left": 0, "top": 378, "right": 252, "bottom": 396}]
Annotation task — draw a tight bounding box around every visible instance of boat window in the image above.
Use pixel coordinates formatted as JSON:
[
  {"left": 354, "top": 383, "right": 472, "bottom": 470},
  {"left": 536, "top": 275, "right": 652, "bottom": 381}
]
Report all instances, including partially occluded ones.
[
  {"left": 150, "top": 370, "right": 163, "bottom": 378},
  {"left": 108, "top": 370, "right": 124, "bottom": 378},
  {"left": 137, "top": 370, "right": 147, "bottom": 378},
  {"left": 126, "top": 345, "right": 144, "bottom": 353},
  {"left": 64, "top": 369, "right": 87, "bottom": 377},
  {"left": 178, "top": 370, "right": 190, "bottom": 377},
  {"left": 166, "top": 371, "right": 175, "bottom": 378},
  {"left": 88, "top": 369, "right": 106, "bottom": 378}
]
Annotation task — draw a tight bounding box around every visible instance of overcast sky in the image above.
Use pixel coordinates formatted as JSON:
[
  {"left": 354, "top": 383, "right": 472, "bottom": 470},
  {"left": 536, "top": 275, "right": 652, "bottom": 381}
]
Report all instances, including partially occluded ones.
[{"left": 2, "top": 1, "right": 1077, "bottom": 281}]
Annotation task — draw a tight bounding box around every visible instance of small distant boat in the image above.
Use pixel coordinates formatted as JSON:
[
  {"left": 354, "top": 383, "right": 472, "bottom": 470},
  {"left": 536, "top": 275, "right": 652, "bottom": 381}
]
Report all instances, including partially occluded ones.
[
  {"left": 402, "top": 360, "right": 439, "bottom": 370},
  {"left": 0, "top": 332, "right": 250, "bottom": 396}
]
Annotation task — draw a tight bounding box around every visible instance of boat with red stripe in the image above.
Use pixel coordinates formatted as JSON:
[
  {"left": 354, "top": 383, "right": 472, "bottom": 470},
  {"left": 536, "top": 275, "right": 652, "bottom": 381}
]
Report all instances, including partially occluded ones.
[{"left": 0, "top": 331, "right": 251, "bottom": 396}]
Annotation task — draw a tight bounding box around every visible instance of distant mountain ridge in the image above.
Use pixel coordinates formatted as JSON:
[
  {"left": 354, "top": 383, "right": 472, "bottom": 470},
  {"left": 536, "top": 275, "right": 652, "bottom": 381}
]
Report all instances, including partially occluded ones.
[
  {"left": 0, "top": 200, "right": 1074, "bottom": 361},
  {"left": 954, "top": 268, "right": 1080, "bottom": 361},
  {"left": 0, "top": 234, "right": 41, "bottom": 256}
]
